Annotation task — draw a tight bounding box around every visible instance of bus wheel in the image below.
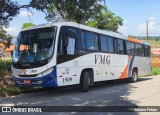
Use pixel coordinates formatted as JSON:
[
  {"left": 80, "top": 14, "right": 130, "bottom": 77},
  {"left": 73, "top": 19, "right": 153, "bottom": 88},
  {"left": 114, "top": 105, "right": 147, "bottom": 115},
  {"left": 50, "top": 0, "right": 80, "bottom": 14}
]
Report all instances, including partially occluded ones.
[
  {"left": 81, "top": 71, "right": 90, "bottom": 92},
  {"left": 128, "top": 70, "right": 138, "bottom": 83}
]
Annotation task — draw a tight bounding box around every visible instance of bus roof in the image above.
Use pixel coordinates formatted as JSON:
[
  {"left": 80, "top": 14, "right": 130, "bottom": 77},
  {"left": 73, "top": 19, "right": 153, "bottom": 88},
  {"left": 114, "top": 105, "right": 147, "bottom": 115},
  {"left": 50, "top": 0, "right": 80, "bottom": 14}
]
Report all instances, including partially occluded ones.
[
  {"left": 21, "top": 22, "right": 150, "bottom": 45},
  {"left": 21, "top": 22, "right": 126, "bottom": 40},
  {"left": 128, "top": 37, "right": 150, "bottom": 46}
]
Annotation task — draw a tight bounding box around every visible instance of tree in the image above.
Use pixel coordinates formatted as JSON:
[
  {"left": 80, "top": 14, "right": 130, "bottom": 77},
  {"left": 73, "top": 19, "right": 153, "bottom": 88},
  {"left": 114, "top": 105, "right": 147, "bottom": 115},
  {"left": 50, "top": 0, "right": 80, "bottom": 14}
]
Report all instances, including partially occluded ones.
[
  {"left": 0, "top": 0, "right": 103, "bottom": 27},
  {"left": 0, "top": 27, "right": 11, "bottom": 41},
  {"left": 45, "top": 0, "right": 103, "bottom": 24},
  {"left": 87, "top": 6, "right": 123, "bottom": 32},
  {"left": 45, "top": 1, "right": 123, "bottom": 31},
  {"left": 0, "top": 28, "right": 7, "bottom": 40},
  {"left": 0, "top": 0, "right": 123, "bottom": 32},
  {"left": 0, "top": 0, "right": 30, "bottom": 27},
  {"left": 21, "top": 22, "right": 36, "bottom": 29}
]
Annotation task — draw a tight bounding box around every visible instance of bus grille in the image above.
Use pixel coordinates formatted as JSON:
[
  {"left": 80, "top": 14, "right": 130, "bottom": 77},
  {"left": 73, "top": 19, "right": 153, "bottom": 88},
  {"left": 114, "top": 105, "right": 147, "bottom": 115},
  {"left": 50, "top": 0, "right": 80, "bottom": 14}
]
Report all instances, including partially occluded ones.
[{"left": 18, "top": 74, "right": 38, "bottom": 77}]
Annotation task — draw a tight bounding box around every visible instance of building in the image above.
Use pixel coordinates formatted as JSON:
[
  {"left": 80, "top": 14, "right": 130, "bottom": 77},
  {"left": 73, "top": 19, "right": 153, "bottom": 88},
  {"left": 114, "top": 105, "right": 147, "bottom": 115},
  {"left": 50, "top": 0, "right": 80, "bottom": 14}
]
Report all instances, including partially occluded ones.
[
  {"left": 151, "top": 48, "right": 160, "bottom": 55},
  {"left": 0, "top": 41, "right": 14, "bottom": 58}
]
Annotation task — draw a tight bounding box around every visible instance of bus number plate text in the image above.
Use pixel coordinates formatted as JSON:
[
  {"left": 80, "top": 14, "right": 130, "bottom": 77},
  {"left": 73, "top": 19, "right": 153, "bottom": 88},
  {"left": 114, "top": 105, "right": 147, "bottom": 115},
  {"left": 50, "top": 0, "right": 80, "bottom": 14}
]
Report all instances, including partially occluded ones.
[{"left": 63, "top": 77, "right": 72, "bottom": 83}]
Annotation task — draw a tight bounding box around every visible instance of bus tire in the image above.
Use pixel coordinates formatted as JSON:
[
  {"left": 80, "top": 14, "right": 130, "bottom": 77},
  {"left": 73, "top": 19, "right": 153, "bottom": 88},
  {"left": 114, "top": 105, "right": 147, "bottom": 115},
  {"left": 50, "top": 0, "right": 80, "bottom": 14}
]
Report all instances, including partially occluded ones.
[
  {"left": 128, "top": 70, "right": 138, "bottom": 83},
  {"left": 81, "top": 71, "right": 90, "bottom": 92}
]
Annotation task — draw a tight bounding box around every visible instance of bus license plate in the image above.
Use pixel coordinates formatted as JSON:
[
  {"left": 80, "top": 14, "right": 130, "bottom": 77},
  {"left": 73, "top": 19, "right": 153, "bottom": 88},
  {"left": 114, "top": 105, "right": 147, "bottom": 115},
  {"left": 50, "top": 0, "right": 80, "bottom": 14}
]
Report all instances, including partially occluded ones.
[{"left": 24, "top": 80, "right": 31, "bottom": 84}]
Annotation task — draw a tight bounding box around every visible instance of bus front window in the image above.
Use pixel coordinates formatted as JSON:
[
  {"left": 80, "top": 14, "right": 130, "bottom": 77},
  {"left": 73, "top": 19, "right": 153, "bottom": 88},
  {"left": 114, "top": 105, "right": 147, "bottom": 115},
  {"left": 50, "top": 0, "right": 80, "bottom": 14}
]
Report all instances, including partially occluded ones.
[{"left": 12, "top": 27, "right": 57, "bottom": 67}]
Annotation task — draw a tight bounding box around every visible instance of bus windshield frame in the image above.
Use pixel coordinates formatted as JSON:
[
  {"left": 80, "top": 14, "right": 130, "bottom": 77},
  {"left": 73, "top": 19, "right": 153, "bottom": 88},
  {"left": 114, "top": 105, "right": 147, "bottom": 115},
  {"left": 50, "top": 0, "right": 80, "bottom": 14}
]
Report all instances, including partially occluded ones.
[{"left": 12, "top": 27, "right": 57, "bottom": 68}]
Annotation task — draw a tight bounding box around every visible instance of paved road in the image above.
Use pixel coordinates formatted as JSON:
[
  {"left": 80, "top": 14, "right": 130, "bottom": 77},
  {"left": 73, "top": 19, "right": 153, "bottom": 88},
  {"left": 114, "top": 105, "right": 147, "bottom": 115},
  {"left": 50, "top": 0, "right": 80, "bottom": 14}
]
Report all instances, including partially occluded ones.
[{"left": 0, "top": 76, "right": 160, "bottom": 114}]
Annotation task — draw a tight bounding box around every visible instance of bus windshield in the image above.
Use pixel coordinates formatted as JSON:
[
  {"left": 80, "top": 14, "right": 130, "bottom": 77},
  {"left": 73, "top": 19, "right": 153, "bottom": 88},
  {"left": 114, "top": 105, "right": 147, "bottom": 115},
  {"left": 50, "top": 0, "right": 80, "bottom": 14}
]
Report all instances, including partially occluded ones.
[{"left": 12, "top": 27, "right": 57, "bottom": 67}]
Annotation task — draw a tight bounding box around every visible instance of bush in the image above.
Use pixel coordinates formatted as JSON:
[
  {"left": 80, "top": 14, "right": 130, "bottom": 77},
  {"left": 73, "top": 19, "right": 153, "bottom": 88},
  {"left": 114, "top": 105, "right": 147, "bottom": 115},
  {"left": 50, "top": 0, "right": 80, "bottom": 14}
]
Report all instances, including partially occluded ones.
[
  {"left": 151, "top": 67, "right": 160, "bottom": 75},
  {"left": 0, "top": 59, "right": 14, "bottom": 96},
  {"left": 0, "top": 59, "right": 42, "bottom": 97},
  {"left": 147, "top": 67, "right": 160, "bottom": 76},
  {"left": 0, "top": 77, "right": 42, "bottom": 97},
  {"left": 0, "top": 77, "right": 20, "bottom": 97},
  {"left": 0, "top": 59, "right": 12, "bottom": 77}
]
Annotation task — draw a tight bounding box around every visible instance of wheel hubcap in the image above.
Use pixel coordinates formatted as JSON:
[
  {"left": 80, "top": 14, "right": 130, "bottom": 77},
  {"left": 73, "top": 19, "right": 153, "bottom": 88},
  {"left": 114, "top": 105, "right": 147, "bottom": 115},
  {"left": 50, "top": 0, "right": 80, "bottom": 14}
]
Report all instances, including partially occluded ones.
[{"left": 133, "top": 72, "right": 137, "bottom": 81}]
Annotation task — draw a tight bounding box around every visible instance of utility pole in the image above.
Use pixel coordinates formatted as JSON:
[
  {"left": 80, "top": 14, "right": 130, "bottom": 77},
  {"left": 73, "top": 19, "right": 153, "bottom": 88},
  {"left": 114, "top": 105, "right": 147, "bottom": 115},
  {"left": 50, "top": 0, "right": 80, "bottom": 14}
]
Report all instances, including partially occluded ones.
[{"left": 146, "top": 20, "right": 149, "bottom": 41}]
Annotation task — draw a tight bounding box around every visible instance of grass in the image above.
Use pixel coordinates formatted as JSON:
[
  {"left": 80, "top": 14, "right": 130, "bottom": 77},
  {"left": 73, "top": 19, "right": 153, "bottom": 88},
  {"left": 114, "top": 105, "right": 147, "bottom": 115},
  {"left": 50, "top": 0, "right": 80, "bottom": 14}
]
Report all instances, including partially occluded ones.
[{"left": 147, "top": 67, "right": 160, "bottom": 76}]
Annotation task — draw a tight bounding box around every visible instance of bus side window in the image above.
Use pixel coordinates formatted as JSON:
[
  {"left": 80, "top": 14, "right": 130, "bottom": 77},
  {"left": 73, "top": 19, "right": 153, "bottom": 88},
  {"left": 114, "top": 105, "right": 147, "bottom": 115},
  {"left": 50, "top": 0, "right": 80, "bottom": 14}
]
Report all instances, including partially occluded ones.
[
  {"left": 108, "top": 36, "right": 114, "bottom": 53},
  {"left": 81, "top": 31, "right": 86, "bottom": 50},
  {"left": 100, "top": 35, "right": 108, "bottom": 52},
  {"left": 126, "top": 41, "right": 135, "bottom": 55},
  {"left": 126, "top": 41, "right": 131, "bottom": 55},
  {"left": 142, "top": 45, "right": 145, "bottom": 56},
  {"left": 57, "top": 35, "right": 63, "bottom": 55},
  {"left": 114, "top": 38, "right": 118, "bottom": 53},
  {"left": 66, "top": 37, "right": 76, "bottom": 55},
  {"left": 85, "top": 31, "right": 99, "bottom": 51},
  {"left": 135, "top": 43, "right": 142, "bottom": 56},
  {"left": 145, "top": 45, "right": 150, "bottom": 57},
  {"left": 117, "top": 39, "right": 125, "bottom": 54}
]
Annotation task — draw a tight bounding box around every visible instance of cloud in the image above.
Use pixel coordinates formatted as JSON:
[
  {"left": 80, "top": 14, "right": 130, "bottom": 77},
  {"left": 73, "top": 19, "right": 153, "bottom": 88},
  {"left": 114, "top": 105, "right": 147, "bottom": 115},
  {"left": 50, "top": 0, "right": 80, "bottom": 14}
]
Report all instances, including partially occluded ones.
[
  {"left": 148, "top": 22, "right": 156, "bottom": 29},
  {"left": 139, "top": 21, "right": 156, "bottom": 30},
  {"left": 19, "top": 11, "right": 34, "bottom": 17},
  {"left": 139, "top": 23, "right": 146, "bottom": 30},
  {"left": 4, "top": 27, "right": 20, "bottom": 36},
  {"left": 149, "top": 17, "right": 156, "bottom": 20},
  {"left": 118, "top": 26, "right": 127, "bottom": 31},
  {"left": 123, "top": 20, "right": 129, "bottom": 23},
  {"left": 118, "top": 26, "right": 128, "bottom": 36},
  {"left": 138, "top": 21, "right": 160, "bottom": 36}
]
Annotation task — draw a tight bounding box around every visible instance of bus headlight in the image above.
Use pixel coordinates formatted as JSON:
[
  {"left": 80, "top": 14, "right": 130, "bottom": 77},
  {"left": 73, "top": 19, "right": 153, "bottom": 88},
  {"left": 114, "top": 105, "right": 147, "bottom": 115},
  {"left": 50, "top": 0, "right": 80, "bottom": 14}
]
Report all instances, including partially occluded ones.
[
  {"left": 41, "top": 67, "right": 54, "bottom": 76},
  {"left": 13, "top": 73, "right": 19, "bottom": 77}
]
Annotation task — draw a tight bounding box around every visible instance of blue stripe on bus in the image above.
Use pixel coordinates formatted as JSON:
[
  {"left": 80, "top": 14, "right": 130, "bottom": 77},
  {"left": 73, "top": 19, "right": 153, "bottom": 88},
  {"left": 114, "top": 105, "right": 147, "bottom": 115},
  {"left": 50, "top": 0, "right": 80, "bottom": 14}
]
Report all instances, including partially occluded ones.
[
  {"left": 13, "top": 66, "right": 58, "bottom": 87},
  {"left": 128, "top": 56, "right": 135, "bottom": 77}
]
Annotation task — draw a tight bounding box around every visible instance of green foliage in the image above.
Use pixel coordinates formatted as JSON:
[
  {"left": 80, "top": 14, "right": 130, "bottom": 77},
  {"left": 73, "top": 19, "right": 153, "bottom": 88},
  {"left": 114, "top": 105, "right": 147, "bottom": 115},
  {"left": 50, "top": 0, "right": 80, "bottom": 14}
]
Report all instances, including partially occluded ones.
[
  {"left": 150, "top": 67, "right": 160, "bottom": 75},
  {"left": 0, "top": 79, "right": 21, "bottom": 96},
  {"left": 0, "top": 85, "right": 41, "bottom": 97},
  {"left": 45, "top": 0, "right": 103, "bottom": 24},
  {"left": 1, "top": 0, "right": 123, "bottom": 32},
  {"left": 45, "top": 1, "right": 123, "bottom": 31},
  {"left": 0, "top": 58, "right": 42, "bottom": 97},
  {"left": 21, "top": 22, "right": 36, "bottom": 29},
  {"left": 87, "top": 6, "right": 123, "bottom": 32},
  {"left": 0, "top": 59, "right": 12, "bottom": 77},
  {"left": 0, "top": 28, "right": 7, "bottom": 39},
  {"left": 0, "top": 0, "right": 21, "bottom": 27},
  {"left": 144, "top": 67, "right": 160, "bottom": 76},
  {"left": 0, "top": 27, "right": 12, "bottom": 40},
  {"left": 1, "top": 0, "right": 103, "bottom": 27}
]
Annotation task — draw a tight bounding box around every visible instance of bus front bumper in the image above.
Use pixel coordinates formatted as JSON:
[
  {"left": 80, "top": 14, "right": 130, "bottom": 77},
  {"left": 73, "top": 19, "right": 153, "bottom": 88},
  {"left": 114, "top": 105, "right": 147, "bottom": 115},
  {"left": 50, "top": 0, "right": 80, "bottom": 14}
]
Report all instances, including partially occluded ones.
[{"left": 13, "top": 69, "right": 58, "bottom": 87}]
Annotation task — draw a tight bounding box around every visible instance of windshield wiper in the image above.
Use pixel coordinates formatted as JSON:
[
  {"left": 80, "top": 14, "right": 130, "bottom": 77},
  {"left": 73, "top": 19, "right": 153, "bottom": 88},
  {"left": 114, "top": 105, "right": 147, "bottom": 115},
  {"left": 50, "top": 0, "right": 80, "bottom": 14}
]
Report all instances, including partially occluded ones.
[{"left": 21, "top": 63, "right": 31, "bottom": 67}]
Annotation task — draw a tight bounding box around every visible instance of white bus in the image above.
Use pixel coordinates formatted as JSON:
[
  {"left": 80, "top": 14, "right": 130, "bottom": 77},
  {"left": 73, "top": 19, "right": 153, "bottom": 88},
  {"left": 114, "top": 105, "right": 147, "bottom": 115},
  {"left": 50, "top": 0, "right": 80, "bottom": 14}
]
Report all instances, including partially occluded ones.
[{"left": 12, "top": 22, "right": 151, "bottom": 91}]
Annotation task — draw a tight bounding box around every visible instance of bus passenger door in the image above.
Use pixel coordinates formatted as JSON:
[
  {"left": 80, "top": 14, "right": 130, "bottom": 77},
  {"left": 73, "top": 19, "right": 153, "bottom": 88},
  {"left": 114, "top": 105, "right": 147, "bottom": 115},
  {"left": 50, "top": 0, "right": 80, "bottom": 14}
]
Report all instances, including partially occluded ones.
[{"left": 56, "top": 34, "right": 78, "bottom": 86}]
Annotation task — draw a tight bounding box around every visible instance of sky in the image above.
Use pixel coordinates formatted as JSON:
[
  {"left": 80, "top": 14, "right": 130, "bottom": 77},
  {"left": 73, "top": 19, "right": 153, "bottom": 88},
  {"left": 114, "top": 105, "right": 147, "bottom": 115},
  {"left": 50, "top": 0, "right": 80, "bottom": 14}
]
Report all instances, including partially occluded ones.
[{"left": 4, "top": 0, "right": 160, "bottom": 37}]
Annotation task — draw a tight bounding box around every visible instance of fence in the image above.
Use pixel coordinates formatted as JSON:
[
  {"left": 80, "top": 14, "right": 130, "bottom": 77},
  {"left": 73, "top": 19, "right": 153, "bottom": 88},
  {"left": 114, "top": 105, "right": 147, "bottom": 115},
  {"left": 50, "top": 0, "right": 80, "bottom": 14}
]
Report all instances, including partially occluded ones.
[{"left": 152, "top": 55, "right": 160, "bottom": 67}]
